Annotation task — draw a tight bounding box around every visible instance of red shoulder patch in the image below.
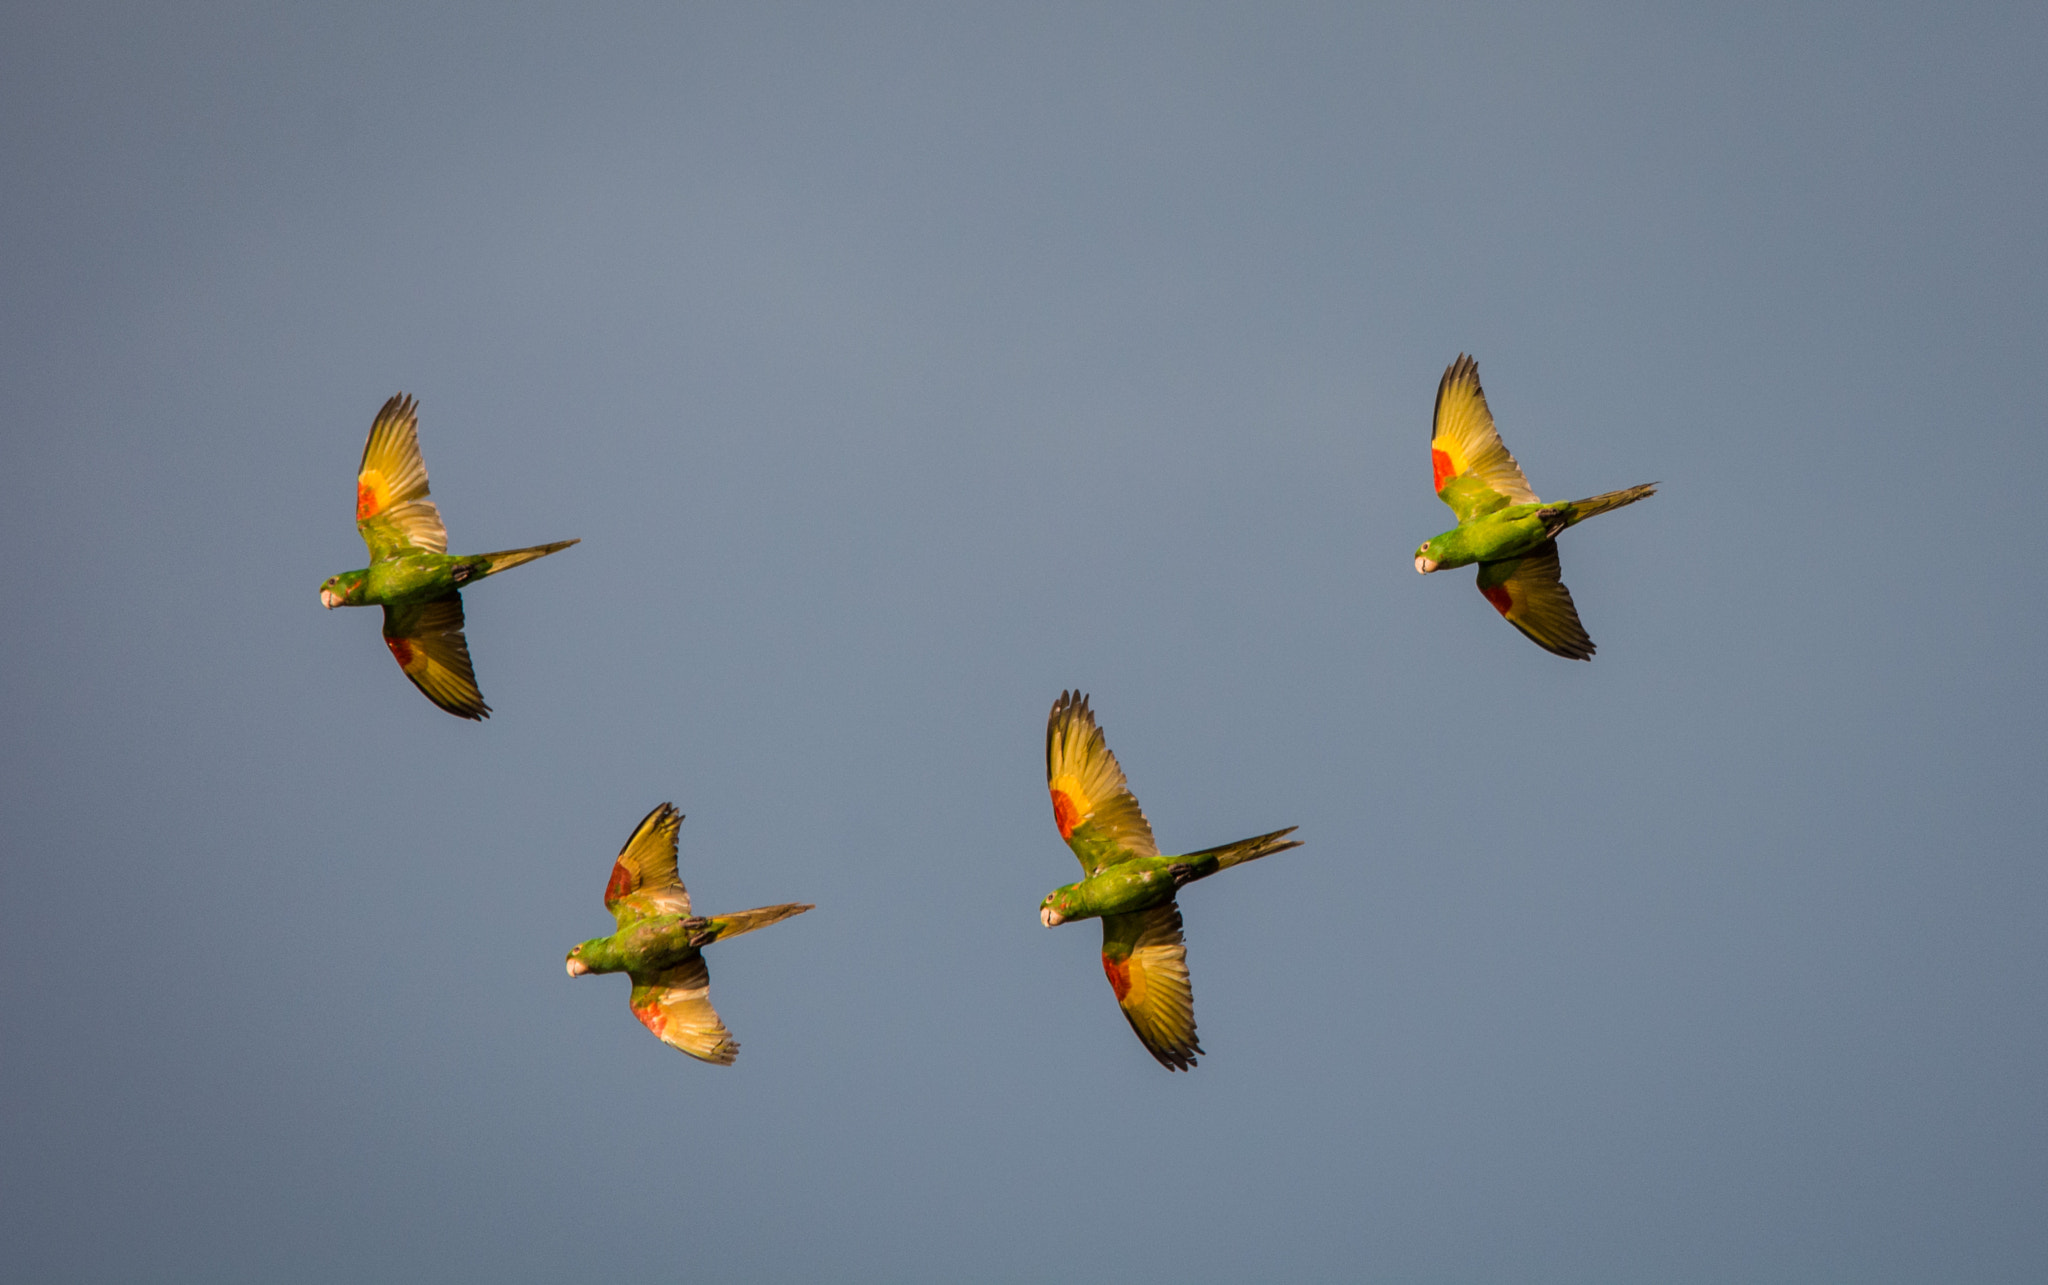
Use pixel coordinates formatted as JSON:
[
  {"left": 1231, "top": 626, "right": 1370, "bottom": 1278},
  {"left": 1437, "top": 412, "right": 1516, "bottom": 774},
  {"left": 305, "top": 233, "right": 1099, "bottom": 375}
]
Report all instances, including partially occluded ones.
[
  {"left": 604, "top": 860, "right": 639, "bottom": 903},
  {"left": 1432, "top": 448, "right": 1456, "bottom": 493},
  {"left": 1050, "top": 788, "right": 1081, "bottom": 840},
  {"left": 384, "top": 636, "right": 416, "bottom": 668},
  {"left": 1102, "top": 953, "right": 1132, "bottom": 1002},
  {"left": 1480, "top": 583, "right": 1514, "bottom": 617},
  {"left": 356, "top": 481, "right": 380, "bottom": 520}
]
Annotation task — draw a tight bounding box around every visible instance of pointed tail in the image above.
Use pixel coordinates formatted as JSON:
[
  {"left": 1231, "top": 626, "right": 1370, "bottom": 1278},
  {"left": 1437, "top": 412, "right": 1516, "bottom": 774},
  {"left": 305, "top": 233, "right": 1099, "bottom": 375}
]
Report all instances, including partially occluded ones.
[
  {"left": 1561, "top": 483, "right": 1657, "bottom": 526},
  {"left": 1178, "top": 825, "right": 1301, "bottom": 880},
  {"left": 699, "top": 902, "right": 814, "bottom": 946},
  {"left": 479, "top": 538, "right": 580, "bottom": 577}
]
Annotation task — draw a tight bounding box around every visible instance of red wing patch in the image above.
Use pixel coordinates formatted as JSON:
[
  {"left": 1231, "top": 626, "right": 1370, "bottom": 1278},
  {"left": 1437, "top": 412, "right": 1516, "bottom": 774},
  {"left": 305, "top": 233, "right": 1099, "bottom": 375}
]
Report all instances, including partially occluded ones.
[
  {"left": 631, "top": 1000, "right": 668, "bottom": 1038},
  {"left": 1480, "top": 583, "right": 1513, "bottom": 616},
  {"left": 1051, "top": 788, "right": 1081, "bottom": 840},
  {"left": 1432, "top": 449, "right": 1456, "bottom": 493},
  {"left": 384, "top": 636, "right": 416, "bottom": 668},
  {"left": 356, "top": 481, "right": 380, "bottom": 520},
  {"left": 604, "top": 860, "right": 639, "bottom": 903},
  {"left": 1102, "top": 953, "right": 1132, "bottom": 1001}
]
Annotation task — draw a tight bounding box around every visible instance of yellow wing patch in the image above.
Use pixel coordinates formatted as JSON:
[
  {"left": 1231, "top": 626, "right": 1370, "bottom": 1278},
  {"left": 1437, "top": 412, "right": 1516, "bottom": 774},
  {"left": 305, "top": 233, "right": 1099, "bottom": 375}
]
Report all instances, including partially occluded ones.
[
  {"left": 1046, "top": 690, "right": 1158, "bottom": 863},
  {"left": 1432, "top": 354, "right": 1539, "bottom": 519},
  {"left": 1102, "top": 902, "right": 1200, "bottom": 1071},
  {"left": 1475, "top": 540, "right": 1595, "bottom": 660},
  {"left": 629, "top": 955, "right": 738, "bottom": 1065},
  {"left": 380, "top": 594, "right": 488, "bottom": 719},
  {"left": 356, "top": 394, "right": 448, "bottom": 557}
]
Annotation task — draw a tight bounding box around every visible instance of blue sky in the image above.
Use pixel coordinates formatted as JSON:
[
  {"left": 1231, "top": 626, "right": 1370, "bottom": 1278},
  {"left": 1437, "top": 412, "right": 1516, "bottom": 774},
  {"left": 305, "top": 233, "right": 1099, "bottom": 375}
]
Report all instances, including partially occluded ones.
[{"left": 3, "top": 4, "right": 2045, "bottom": 1281}]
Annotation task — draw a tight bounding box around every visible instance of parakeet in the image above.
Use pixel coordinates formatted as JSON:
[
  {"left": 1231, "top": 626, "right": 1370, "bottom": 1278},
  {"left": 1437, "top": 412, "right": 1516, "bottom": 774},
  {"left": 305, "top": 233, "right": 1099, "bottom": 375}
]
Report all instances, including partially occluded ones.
[
  {"left": 318, "top": 394, "right": 578, "bottom": 718},
  {"left": 1414, "top": 354, "right": 1656, "bottom": 660},
  {"left": 1039, "top": 691, "right": 1300, "bottom": 1070},
  {"left": 565, "top": 803, "right": 813, "bottom": 1065}
]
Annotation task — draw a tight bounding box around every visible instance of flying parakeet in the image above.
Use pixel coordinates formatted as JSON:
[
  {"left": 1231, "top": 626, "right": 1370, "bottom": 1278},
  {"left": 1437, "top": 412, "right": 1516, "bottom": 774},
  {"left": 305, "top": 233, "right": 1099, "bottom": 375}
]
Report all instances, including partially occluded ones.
[
  {"left": 318, "top": 394, "right": 578, "bottom": 718},
  {"left": 1414, "top": 355, "right": 1656, "bottom": 660},
  {"left": 1039, "top": 691, "right": 1300, "bottom": 1070},
  {"left": 565, "top": 803, "right": 813, "bottom": 1065}
]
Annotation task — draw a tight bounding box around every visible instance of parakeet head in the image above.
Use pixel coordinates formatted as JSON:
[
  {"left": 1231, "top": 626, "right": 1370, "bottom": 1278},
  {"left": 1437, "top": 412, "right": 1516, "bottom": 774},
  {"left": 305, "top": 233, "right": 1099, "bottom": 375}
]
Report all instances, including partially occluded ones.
[
  {"left": 1039, "top": 886, "right": 1078, "bottom": 928},
  {"left": 318, "top": 572, "right": 367, "bottom": 608},
  {"left": 565, "top": 942, "right": 593, "bottom": 976},
  {"left": 1413, "top": 541, "right": 1441, "bottom": 574}
]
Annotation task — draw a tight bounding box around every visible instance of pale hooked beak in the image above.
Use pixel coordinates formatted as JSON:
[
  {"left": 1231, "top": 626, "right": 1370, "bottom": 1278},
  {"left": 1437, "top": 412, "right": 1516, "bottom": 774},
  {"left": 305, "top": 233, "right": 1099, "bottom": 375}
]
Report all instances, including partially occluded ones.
[
  {"left": 320, "top": 588, "right": 342, "bottom": 609},
  {"left": 565, "top": 958, "right": 590, "bottom": 977},
  {"left": 1040, "top": 905, "right": 1064, "bottom": 928},
  {"left": 1415, "top": 555, "right": 1438, "bottom": 574}
]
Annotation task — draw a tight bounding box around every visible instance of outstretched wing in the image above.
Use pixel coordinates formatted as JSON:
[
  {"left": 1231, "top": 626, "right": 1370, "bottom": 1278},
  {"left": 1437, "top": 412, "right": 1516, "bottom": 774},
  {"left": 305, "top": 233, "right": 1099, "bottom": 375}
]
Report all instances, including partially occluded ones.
[
  {"left": 1046, "top": 690, "right": 1157, "bottom": 875},
  {"left": 356, "top": 394, "right": 448, "bottom": 560},
  {"left": 628, "top": 954, "right": 738, "bottom": 1065},
  {"left": 1432, "top": 354, "right": 1539, "bottom": 522},
  {"left": 380, "top": 594, "right": 488, "bottom": 719},
  {"left": 604, "top": 802, "right": 693, "bottom": 926},
  {"left": 1475, "top": 540, "right": 1595, "bottom": 660},
  {"left": 1101, "top": 901, "right": 1200, "bottom": 1071}
]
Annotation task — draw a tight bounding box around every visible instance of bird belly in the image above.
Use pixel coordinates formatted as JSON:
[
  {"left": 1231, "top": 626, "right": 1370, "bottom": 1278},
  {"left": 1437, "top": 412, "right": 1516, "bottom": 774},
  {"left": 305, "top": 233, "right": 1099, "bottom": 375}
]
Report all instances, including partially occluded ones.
[
  {"left": 362, "top": 556, "right": 461, "bottom": 606},
  {"left": 1460, "top": 513, "right": 1550, "bottom": 564},
  {"left": 1068, "top": 863, "right": 1180, "bottom": 919}
]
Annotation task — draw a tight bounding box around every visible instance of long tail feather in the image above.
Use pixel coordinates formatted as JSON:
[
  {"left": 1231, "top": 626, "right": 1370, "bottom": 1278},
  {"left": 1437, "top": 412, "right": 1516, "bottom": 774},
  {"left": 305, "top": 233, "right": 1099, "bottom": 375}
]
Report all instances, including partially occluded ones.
[
  {"left": 702, "top": 902, "right": 814, "bottom": 945},
  {"left": 479, "top": 538, "right": 580, "bottom": 576},
  {"left": 1181, "top": 825, "right": 1301, "bottom": 872},
  {"left": 1562, "top": 483, "right": 1657, "bottom": 525}
]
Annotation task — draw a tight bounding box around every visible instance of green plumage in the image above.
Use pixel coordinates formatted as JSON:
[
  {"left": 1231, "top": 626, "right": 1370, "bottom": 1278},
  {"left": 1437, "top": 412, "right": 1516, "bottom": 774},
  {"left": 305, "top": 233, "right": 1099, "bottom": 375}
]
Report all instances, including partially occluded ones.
[
  {"left": 1040, "top": 827, "right": 1302, "bottom": 924},
  {"left": 1042, "top": 691, "right": 1301, "bottom": 1071},
  {"left": 318, "top": 394, "right": 577, "bottom": 718},
  {"left": 1416, "top": 355, "right": 1655, "bottom": 660},
  {"left": 566, "top": 804, "right": 813, "bottom": 1066}
]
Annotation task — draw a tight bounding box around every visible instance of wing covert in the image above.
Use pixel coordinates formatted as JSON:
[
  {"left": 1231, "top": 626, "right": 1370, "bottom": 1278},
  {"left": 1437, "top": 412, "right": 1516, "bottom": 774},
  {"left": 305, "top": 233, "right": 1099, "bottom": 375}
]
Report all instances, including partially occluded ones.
[
  {"left": 1101, "top": 901, "right": 1200, "bottom": 1070},
  {"left": 1046, "top": 690, "right": 1158, "bottom": 874},
  {"left": 628, "top": 954, "right": 737, "bottom": 1065},
  {"left": 357, "top": 394, "right": 448, "bottom": 559},
  {"left": 380, "top": 594, "right": 489, "bottom": 719},
  {"left": 604, "top": 803, "right": 693, "bottom": 925},
  {"left": 1475, "top": 540, "right": 1595, "bottom": 660},
  {"left": 1432, "top": 354, "right": 1539, "bottom": 521}
]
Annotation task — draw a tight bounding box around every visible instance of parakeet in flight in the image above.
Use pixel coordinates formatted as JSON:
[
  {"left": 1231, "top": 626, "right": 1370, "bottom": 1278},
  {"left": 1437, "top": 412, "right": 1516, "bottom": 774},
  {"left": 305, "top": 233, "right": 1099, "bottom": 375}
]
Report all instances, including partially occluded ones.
[
  {"left": 566, "top": 803, "right": 813, "bottom": 1066},
  {"left": 1414, "top": 355, "right": 1656, "bottom": 660},
  {"left": 1039, "top": 691, "right": 1300, "bottom": 1070},
  {"left": 318, "top": 394, "right": 578, "bottom": 718}
]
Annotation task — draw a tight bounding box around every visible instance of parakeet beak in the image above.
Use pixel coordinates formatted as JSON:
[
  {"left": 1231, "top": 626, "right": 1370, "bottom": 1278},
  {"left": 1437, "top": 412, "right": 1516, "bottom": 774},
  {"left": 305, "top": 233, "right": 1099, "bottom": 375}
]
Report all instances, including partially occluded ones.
[
  {"left": 320, "top": 588, "right": 342, "bottom": 608},
  {"left": 565, "top": 957, "right": 590, "bottom": 977},
  {"left": 1414, "top": 555, "right": 1438, "bottom": 574},
  {"left": 1040, "top": 905, "right": 1064, "bottom": 928}
]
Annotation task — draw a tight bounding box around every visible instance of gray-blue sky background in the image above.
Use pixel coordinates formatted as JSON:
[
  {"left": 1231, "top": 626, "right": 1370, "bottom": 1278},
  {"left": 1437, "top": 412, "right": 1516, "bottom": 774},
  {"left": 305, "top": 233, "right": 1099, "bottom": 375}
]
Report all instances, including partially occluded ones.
[{"left": 4, "top": 4, "right": 2044, "bottom": 1281}]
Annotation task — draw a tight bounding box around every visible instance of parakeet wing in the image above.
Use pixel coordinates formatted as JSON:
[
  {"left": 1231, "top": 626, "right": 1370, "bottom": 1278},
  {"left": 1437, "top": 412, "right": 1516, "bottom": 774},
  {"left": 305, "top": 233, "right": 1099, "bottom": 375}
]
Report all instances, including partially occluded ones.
[
  {"left": 380, "top": 594, "right": 489, "bottom": 719},
  {"left": 1046, "top": 690, "right": 1158, "bottom": 875},
  {"left": 603, "top": 802, "right": 693, "bottom": 926},
  {"left": 1432, "top": 354, "right": 1539, "bottom": 521},
  {"left": 356, "top": 394, "right": 448, "bottom": 560},
  {"left": 1101, "top": 901, "right": 1200, "bottom": 1071},
  {"left": 628, "top": 954, "right": 737, "bottom": 1065},
  {"left": 1475, "top": 540, "right": 1595, "bottom": 660}
]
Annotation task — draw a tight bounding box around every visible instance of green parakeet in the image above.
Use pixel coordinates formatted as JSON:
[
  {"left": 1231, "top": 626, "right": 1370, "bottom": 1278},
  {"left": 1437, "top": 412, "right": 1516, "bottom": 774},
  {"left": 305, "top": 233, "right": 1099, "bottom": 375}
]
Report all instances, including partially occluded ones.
[
  {"left": 1040, "top": 691, "right": 1300, "bottom": 1071},
  {"left": 318, "top": 394, "right": 578, "bottom": 718},
  {"left": 566, "top": 803, "right": 813, "bottom": 1066},
  {"left": 1414, "top": 355, "right": 1656, "bottom": 660}
]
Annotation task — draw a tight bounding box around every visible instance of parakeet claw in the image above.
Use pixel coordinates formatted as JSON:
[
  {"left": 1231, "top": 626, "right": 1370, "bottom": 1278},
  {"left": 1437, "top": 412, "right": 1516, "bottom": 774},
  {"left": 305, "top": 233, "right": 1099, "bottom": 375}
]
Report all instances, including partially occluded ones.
[
  {"left": 1168, "top": 862, "right": 1195, "bottom": 886},
  {"left": 682, "top": 916, "right": 715, "bottom": 947}
]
